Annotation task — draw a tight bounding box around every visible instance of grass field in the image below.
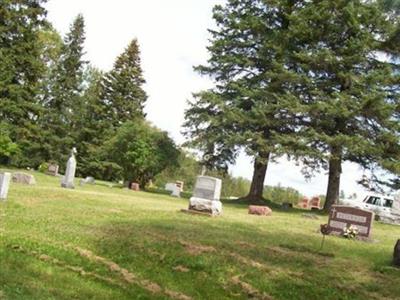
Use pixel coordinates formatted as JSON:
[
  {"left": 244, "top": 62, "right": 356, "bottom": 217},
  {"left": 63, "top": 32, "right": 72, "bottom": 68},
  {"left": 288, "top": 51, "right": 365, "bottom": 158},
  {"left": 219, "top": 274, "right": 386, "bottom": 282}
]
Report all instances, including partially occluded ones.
[{"left": 1, "top": 170, "right": 399, "bottom": 300}]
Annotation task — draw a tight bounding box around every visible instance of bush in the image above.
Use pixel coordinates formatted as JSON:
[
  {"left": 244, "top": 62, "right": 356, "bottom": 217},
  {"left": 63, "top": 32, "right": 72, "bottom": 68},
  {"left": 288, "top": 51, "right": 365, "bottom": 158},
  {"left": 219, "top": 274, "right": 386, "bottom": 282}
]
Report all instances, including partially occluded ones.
[
  {"left": 38, "top": 162, "right": 49, "bottom": 173},
  {"left": 145, "top": 187, "right": 172, "bottom": 196},
  {"left": 101, "top": 120, "right": 179, "bottom": 186}
]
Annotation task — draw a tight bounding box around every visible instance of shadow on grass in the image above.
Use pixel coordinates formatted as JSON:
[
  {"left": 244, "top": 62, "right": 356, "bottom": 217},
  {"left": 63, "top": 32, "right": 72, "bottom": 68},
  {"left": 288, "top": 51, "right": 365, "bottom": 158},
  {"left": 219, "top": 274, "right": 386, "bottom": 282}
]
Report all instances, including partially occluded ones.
[{"left": 87, "top": 215, "right": 399, "bottom": 300}]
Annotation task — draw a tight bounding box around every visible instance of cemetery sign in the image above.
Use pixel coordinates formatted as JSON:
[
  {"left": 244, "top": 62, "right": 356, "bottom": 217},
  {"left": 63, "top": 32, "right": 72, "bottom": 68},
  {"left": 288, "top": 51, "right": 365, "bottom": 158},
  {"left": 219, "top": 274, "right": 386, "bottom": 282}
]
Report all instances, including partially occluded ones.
[{"left": 328, "top": 205, "right": 374, "bottom": 238}]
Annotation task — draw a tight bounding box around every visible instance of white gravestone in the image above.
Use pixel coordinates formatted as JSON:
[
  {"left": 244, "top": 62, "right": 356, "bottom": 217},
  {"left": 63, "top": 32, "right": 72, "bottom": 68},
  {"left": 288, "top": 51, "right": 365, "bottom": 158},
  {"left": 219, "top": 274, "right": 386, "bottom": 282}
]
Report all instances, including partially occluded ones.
[
  {"left": 165, "top": 183, "right": 181, "bottom": 197},
  {"left": 61, "top": 148, "right": 77, "bottom": 189},
  {"left": 0, "top": 172, "right": 11, "bottom": 200},
  {"left": 189, "top": 176, "right": 222, "bottom": 215}
]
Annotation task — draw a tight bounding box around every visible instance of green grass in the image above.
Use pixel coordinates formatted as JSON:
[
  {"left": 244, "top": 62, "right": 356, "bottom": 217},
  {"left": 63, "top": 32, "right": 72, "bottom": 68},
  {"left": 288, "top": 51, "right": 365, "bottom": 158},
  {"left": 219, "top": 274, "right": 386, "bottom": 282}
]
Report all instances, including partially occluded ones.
[{"left": 1, "top": 169, "right": 399, "bottom": 299}]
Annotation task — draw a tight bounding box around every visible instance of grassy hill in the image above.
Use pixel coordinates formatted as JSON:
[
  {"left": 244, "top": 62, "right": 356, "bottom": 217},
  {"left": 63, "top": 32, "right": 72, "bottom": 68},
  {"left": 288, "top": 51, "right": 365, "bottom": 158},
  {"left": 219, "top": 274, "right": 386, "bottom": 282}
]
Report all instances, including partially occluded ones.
[{"left": 1, "top": 170, "right": 399, "bottom": 299}]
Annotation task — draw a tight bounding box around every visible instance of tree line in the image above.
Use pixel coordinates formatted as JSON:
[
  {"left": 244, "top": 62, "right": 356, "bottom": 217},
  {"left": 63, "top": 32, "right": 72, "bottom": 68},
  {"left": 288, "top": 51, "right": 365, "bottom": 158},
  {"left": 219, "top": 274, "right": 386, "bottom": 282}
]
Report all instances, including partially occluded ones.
[
  {"left": 184, "top": 0, "right": 400, "bottom": 211},
  {"left": 1, "top": 1, "right": 399, "bottom": 211},
  {"left": 0, "top": 1, "right": 179, "bottom": 187}
]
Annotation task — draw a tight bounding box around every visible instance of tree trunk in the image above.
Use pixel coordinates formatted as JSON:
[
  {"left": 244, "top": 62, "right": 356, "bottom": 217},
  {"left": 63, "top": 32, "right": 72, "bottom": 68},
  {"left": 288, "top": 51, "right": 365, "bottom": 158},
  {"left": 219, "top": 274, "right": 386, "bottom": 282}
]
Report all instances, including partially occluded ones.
[
  {"left": 323, "top": 146, "right": 342, "bottom": 212},
  {"left": 243, "top": 152, "right": 270, "bottom": 204}
]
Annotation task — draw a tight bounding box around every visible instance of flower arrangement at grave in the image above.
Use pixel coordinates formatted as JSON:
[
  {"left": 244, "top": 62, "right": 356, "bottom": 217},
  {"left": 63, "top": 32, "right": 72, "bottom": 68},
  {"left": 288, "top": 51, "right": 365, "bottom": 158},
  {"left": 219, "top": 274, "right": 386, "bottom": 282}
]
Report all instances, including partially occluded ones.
[
  {"left": 342, "top": 225, "right": 359, "bottom": 239},
  {"left": 319, "top": 224, "right": 331, "bottom": 250}
]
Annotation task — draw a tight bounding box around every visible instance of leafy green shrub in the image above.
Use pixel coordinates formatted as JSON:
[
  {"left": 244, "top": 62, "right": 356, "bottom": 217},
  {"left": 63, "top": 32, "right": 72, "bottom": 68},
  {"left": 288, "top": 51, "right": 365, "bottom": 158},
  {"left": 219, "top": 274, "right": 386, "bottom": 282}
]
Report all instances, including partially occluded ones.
[
  {"left": 180, "top": 191, "right": 193, "bottom": 199},
  {"left": 101, "top": 120, "right": 179, "bottom": 186},
  {"left": 145, "top": 187, "right": 172, "bottom": 196},
  {"left": 38, "top": 162, "right": 49, "bottom": 173}
]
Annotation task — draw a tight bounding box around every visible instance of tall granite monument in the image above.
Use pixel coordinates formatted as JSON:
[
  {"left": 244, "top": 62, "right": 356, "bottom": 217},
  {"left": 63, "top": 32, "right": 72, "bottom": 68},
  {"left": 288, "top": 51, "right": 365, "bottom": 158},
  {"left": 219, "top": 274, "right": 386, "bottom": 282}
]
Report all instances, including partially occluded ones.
[{"left": 61, "top": 147, "right": 77, "bottom": 189}]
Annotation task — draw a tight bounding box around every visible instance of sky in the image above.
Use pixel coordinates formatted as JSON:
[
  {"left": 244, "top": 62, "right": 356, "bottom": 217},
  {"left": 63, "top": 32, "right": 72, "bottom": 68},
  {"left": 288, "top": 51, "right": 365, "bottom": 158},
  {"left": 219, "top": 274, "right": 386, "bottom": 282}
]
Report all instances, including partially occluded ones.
[{"left": 45, "top": 0, "right": 372, "bottom": 198}]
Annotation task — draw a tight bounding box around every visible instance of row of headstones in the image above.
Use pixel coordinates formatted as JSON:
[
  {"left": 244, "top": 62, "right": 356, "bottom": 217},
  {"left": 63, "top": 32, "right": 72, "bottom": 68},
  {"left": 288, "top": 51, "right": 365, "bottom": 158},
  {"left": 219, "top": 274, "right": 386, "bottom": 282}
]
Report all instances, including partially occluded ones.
[
  {"left": 0, "top": 172, "right": 37, "bottom": 200},
  {"left": 0, "top": 148, "right": 88, "bottom": 201}
]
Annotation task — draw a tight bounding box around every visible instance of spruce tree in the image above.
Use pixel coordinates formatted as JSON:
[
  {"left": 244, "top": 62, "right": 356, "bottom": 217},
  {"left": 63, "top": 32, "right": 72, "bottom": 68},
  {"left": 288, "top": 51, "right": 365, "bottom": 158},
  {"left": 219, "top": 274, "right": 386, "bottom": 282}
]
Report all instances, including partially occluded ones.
[
  {"left": 184, "top": 0, "right": 302, "bottom": 202},
  {"left": 0, "top": 0, "right": 47, "bottom": 166},
  {"left": 100, "top": 39, "right": 147, "bottom": 128},
  {"left": 42, "top": 14, "right": 87, "bottom": 165},
  {"left": 76, "top": 66, "right": 110, "bottom": 177},
  {"left": 287, "top": 0, "right": 400, "bottom": 211}
]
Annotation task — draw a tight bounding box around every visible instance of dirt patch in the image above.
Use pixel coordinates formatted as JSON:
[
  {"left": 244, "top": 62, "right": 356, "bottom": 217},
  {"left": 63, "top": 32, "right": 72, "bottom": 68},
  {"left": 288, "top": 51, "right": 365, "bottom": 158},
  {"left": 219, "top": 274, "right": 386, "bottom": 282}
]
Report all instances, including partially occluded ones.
[
  {"left": 180, "top": 241, "right": 216, "bottom": 255},
  {"left": 228, "top": 253, "right": 266, "bottom": 270},
  {"left": 173, "top": 265, "right": 190, "bottom": 273},
  {"left": 165, "top": 289, "right": 193, "bottom": 300},
  {"left": 75, "top": 246, "right": 192, "bottom": 299},
  {"left": 10, "top": 244, "right": 122, "bottom": 288},
  {"left": 107, "top": 209, "right": 123, "bottom": 214},
  {"left": 231, "top": 276, "right": 274, "bottom": 300},
  {"left": 235, "top": 241, "right": 256, "bottom": 248}
]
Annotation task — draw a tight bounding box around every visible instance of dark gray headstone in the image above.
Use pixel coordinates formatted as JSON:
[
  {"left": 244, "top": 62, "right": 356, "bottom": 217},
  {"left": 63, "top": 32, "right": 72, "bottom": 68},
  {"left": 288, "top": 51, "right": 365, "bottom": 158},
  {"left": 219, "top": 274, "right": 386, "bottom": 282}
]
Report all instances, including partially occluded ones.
[{"left": 394, "top": 239, "right": 400, "bottom": 267}]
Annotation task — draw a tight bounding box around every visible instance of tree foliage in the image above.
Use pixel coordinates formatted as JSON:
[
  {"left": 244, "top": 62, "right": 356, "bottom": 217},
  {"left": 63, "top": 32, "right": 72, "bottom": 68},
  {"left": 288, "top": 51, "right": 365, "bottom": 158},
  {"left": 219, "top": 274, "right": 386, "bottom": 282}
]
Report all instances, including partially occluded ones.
[
  {"left": 0, "top": 0, "right": 47, "bottom": 166},
  {"left": 101, "top": 121, "right": 179, "bottom": 186},
  {"left": 100, "top": 39, "right": 147, "bottom": 128},
  {"left": 286, "top": 0, "right": 400, "bottom": 210},
  {"left": 41, "top": 14, "right": 87, "bottom": 166},
  {"left": 184, "top": 0, "right": 302, "bottom": 202}
]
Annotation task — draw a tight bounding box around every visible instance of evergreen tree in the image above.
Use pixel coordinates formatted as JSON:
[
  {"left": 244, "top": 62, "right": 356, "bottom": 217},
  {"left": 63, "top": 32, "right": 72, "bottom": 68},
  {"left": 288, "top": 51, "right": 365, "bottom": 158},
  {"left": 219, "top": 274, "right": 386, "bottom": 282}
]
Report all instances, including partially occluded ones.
[
  {"left": 42, "top": 14, "right": 87, "bottom": 165},
  {"left": 100, "top": 39, "right": 147, "bottom": 128},
  {"left": 287, "top": 0, "right": 400, "bottom": 211},
  {"left": 184, "top": 0, "right": 302, "bottom": 202},
  {"left": 76, "top": 66, "right": 110, "bottom": 177},
  {"left": 0, "top": 0, "right": 47, "bottom": 166}
]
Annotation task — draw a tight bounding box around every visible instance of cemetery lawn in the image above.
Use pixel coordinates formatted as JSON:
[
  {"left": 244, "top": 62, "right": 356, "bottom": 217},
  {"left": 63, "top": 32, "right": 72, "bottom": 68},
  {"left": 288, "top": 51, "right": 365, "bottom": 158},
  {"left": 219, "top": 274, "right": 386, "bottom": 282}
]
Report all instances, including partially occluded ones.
[{"left": 1, "top": 171, "right": 400, "bottom": 300}]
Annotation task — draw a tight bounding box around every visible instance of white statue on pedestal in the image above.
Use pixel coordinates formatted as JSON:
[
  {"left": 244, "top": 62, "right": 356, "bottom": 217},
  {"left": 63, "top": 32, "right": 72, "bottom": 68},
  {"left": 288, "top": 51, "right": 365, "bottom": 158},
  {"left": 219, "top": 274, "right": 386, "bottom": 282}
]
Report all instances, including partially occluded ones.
[{"left": 61, "top": 147, "right": 77, "bottom": 189}]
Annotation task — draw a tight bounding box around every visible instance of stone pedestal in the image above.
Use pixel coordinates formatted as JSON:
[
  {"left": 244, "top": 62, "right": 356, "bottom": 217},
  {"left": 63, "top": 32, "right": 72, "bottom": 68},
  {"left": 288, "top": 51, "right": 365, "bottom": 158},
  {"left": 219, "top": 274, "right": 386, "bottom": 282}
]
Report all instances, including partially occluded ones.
[
  {"left": 248, "top": 205, "right": 272, "bottom": 216},
  {"left": 189, "top": 198, "right": 222, "bottom": 215},
  {"left": 0, "top": 172, "right": 11, "bottom": 200},
  {"left": 394, "top": 239, "right": 400, "bottom": 267}
]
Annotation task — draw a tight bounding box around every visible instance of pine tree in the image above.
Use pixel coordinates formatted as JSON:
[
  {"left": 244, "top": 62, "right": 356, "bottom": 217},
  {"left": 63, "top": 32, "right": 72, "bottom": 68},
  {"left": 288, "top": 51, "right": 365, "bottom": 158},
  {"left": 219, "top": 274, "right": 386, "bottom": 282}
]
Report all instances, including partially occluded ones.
[
  {"left": 76, "top": 66, "right": 110, "bottom": 177},
  {"left": 184, "top": 0, "right": 302, "bottom": 202},
  {"left": 0, "top": 0, "right": 47, "bottom": 166},
  {"left": 287, "top": 0, "right": 400, "bottom": 211},
  {"left": 42, "top": 14, "right": 87, "bottom": 165},
  {"left": 100, "top": 39, "right": 147, "bottom": 128}
]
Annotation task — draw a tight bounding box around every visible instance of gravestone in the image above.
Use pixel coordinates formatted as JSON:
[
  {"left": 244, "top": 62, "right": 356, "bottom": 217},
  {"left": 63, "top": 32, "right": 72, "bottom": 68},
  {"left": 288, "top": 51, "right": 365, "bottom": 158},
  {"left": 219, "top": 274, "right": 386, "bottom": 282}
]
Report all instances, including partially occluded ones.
[
  {"left": 309, "top": 196, "right": 321, "bottom": 210},
  {"left": 281, "top": 202, "right": 293, "bottom": 210},
  {"left": 165, "top": 182, "right": 181, "bottom": 197},
  {"left": 327, "top": 205, "right": 374, "bottom": 238},
  {"left": 61, "top": 148, "right": 77, "bottom": 189},
  {"left": 0, "top": 172, "right": 11, "bottom": 200},
  {"left": 46, "top": 164, "right": 59, "bottom": 176},
  {"left": 79, "top": 176, "right": 95, "bottom": 186},
  {"left": 298, "top": 197, "right": 309, "bottom": 209},
  {"left": 12, "top": 172, "right": 36, "bottom": 185},
  {"left": 248, "top": 205, "right": 272, "bottom": 216},
  {"left": 176, "top": 181, "right": 184, "bottom": 191},
  {"left": 394, "top": 239, "right": 400, "bottom": 267},
  {"left": 188, "top": 176, "right": 222, "bottom": 215},
  {"left": 130, "top": 182, "right": 140, "bottom": 191}
]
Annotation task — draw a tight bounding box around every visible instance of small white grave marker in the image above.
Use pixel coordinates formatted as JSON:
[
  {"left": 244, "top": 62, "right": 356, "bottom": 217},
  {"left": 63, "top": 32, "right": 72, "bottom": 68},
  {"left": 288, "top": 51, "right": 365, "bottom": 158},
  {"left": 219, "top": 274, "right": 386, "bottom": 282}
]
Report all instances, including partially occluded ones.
[{"left": 0, "top": 172, "right": 11, "bottom": 200}]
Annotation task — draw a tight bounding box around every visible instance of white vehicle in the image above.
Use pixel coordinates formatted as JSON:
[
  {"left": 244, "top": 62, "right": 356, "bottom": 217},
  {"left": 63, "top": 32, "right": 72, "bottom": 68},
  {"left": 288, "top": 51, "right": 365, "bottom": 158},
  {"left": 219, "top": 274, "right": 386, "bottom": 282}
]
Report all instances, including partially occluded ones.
[{"left": 340, "top": 193, "right": 400, "bottom": 223}]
